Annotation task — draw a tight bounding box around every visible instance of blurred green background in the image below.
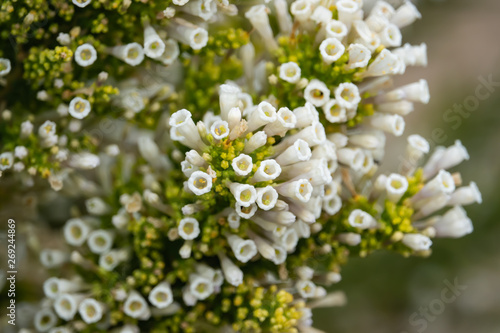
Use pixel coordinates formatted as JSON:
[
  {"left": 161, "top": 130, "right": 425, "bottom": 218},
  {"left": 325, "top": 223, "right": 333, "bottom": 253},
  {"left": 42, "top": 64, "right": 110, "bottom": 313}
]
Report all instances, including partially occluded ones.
[{"left": 315, "top": 0, "right": 500, "bottom": 332}]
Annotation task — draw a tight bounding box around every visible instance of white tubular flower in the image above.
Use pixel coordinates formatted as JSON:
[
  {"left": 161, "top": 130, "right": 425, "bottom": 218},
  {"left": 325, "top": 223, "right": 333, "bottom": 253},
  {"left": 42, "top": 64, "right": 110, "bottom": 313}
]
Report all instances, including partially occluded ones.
[
  {"left": 348, "top": 133, "right": 383, "bottom": 150},
  {"left": 434, "top": 206, "right": 473, "bottom": 238},
  {"left": 264, "top": 107, "right": 297, "bottom": 137},
  {"left": 235, "top": 203, "right": 257, "bottom": 219},
  {"left": 369, "top": 113, "right": 405, "bottom": 136},
  {"left": 325, "top": 20, "right": 348, "bottom": 40},
  {"left": 279, "top": 61, "right": 302, "bottom": 84},
  {"left": 406, "top": 134, "right": 430, "bottom": 162},
  {"left": 226, "top": 234, "right": 257, "bottom": 263},
  {"left": 290, "top": 0, "right": 312, "bottom": 22},
  {"left": 322, "top": 99, "right": 347, "bottom": 123},
  {"left": 311, "top": 6, "right": 332, "bottom": 25},
  {"left": 391, "top": 0, "right": 422, "bottom": 28},
  {"left": 293, "top": 102, "right": 319, "bottom": 128},
  {"left": 181, "top": 161, "right": 198, "bottom": 178},
  {"left": 275, "top": 0, "right": 293, "bottom": 34},
  {"left": 72, "top": 0, "right": 91, "bottom": 8},
  {"left": 323, "top": 195, "right": 342, "bottom": 215},
  {"left": 0, "top": 58, "right": 11, "bottom": 76},
  {"left": 185, "top": 150, "right": 205, "bottom": 167},
  {"left": 189, "top": 274, "right": 214, "bottom": 300},
  {"left": 282, "top": 122, "right": 326, "bottom": 151},
  {"left": 323, "top": 181, "right": 339, "bottom": 200},
  {"left": 231, "top": 154, "right": 253, "bottom": 176},
  {"left": 296, "top": 280, "right": 317, "bottom": 299},
  {"left": 169, "top": 109, "right": 205, "bottom": 150},
  {"left": 379, "top": 24, "right": 402, "bottom": 47},
  {"left": 271, "top": 244, "right": 287, "bottom": 265},
  {"left": 40, "top": 249, "right": 69, "bottom": 268},
  {"left": 376, "top": 100, "right": 414, "bottom": 116},
  {"left": 14, "top": 146, "right": 27, "bottom": 159},
  {"left": 371, "top": 1, "right": 396, "bottom": 20},
  {"left": 345, "top": 43, "right": 371, "bottom": 70},
  {"left": 34, "top": 308, "right": 58, "bottom": 332},
  {"left": 402, "top": 233, "right": 432, "bottom": 251},
  {"left": 148, "top": 282, "right": 173, "bottom": 309},
  {"left": 70, "top": 152, "right": 100, "bottom": 170},
  {"left": 210, "top": 120, "right": 230, "bottom": 140},
  {"left": 228, "top": 107, "right": 242, "bottom": 133},
  {"left": 87, "top": 230, "right": 114, "bottom": 254},
  {"left": 182, "top": 0, "right": 217, "bottom": 20},
  {"left": 435, "top": 140, "right": 470, "bottom": 172},
  {"left": 385, "top": 173, "right": 409, "bottom": 202},
  {"left": 218, "top": 253, "right": 243, "bottom": 286},
  {"left": 99, "top": 249, "right": 127, "bottom": 271},
  {"left": 143, "top": 25, "right": 165, "bottom": 59},
  {"left": 252, "top": 159, "right": 281, "bottom": 182},
  {"left": 64, "top": 218, "right": 91, "bottom": 246},
  {"left": 319, "top": 38, "right": 345, "bottom": 65},
  {"left": 43, "top": 278, "right": 82, "bottom": 299},
  {"left": 38, "top": 120, "right": 56, "bottom": 139},
  {"left": 275, "top": 139, "right": 311, "bottom": 166},
  {"left": 238, "top": 93, "right": 253, "bottom": 115},
  {"left": 110, "top": 43, "right": 144, "bottom": 66},
  {"left": 245, "top": 5, "right": 278, "bottom": 51},
  {"left": 228, "top": 182, "right": 257, "bottom": 207},
  {"left": 124, "top": 291, "right": 151, "bottom": 320},
  {"left": 20, "top": 120, "right": 34, "bottom": 138},
  {"left": 246, "top": 101, "right": 277, "bottom": 133},
  {"left": 178, "top": 217, "right": 201, "bottom": 240},
  {"left": 167, "top": 20, "right": 208, "bottom": 50},
  {"left": 393, "top": 43, "right": 427, "bottom": 67},
  {"left": 256, "top": 186, "right": 279, "bottom": 210},
  {"left": 258, "top": 210, "right": 296, "bottom": 226},
  {"left": 449, "top": 182, "right": 482, "bottom": 206},
  {"left": 338, "top": 232, "right": 361, "bottom": 246},
  {"left": 54, "top": 294, "right": 83, "bottom": 320},
  {"left": 86, "top": 197, "right": 110, "bottom": 215},
  {"left": 276, "top": 179, "right": 313, "bottom": 203},
  {"left": 336, "top": 0, "right": 361, "bottom": 29},
  {"left": 366, "top": 1, "right": 395, "bottom": 30},
  {"left": 68, "top": 97, "right": 91, "bottom": 119},
  {"left": 227, "top": 211, "right": 240, "bottom": 229},
  {"left": 173, "top": 0, "right": 189, "bottom": 5},
  {"left": 364, "top": 49, "right": 400, "bottom": 77},
  {"left": 219, "top": 84, "right": 241, "bottom": 120},
  {"left": 160, "top": 39, "right": 180, "bottom": 65},
  {"left": 78, "top": 298, "right": 104, "bottom": 324},
  {"left": 179, "top": 240, "right": 193, "bottom": 259},
  {"left": 415, "top": 193, "right": 449, "bottom": 220},
  {"left": 422, "top": 146, "right": 446, "bottom": 179},
  {"left": 250, "top": 233, "right": 277, "bottom": 261},
  {"left": 138, "top": 136, "right": 163, "bottom": 169},
  {"left": 281, "top": 228, "right": 299, "bottom": 252},
  {"left": 187, "top": 171, "right": 213, "bottom": 196},
  {"left": 337, "top": 148, "right": 364, "bottom": 170},
  {"left": 414, "top": 169, "right": 456, "bottom": 201},
  {"left": 378, "top": 79, "right": 430, "bottom": 104},
  {"left": 74, "top": 43, "right": 97, "bottom": 67},
  {"left": 348, "top": 209, "right": 376, "bottom": 229},
  {"left": 335, "top": 83, "right": 361, "bottom": 109},
  {"left": 0, "top": 152, "right": 14, "bottom": 171},
  {"left": 304, "top": 79, "right": 330, "bottom": 107}
]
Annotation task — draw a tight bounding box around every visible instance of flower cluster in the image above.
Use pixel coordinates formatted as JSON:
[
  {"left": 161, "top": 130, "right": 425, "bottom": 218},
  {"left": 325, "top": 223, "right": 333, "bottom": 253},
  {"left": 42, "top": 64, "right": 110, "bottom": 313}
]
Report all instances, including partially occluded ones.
[{"left": 0, "top": 1, "right": 481, "bottom": 333}]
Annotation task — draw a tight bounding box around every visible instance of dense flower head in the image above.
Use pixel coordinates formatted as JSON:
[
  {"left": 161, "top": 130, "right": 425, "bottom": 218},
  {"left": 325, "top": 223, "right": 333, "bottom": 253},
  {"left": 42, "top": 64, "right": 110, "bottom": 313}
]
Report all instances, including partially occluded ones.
[{"left": 0, "top": 0, "right": 482, "bottom": 332}]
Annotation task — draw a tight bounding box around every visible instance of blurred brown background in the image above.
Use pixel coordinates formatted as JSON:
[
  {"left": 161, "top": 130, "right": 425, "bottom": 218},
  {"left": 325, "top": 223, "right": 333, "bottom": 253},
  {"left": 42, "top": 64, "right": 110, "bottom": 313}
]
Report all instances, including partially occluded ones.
[{"left": 315, "top": 0, "right": 500, "bottom": 332}]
